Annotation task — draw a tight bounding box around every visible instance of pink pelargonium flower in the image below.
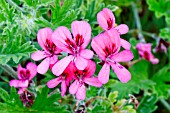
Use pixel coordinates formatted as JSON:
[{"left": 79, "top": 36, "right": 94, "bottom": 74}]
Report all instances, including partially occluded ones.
[
  {"left": 10, "top": 63, "right": 37, "bottom": 94},
  {"left": 31, "top": 28, "right": 62, "bottom": 74},
  {"left": 91, "top": 29, "right": 134, "bottom": 84},
  {"left": 47, "top": 62, "right": 74, "bottom": 97},
  {"left": 52, "top": 21, "right": 94, "bottom": 76},
  {"left": 97, "top": 8, "right": 131, "bottom": 50},
  {"left": 136, "top": 43, "right": 159, "bottom": 64},
  {"left": 69, "top": 60, "right": 102, "bottom": 100}
]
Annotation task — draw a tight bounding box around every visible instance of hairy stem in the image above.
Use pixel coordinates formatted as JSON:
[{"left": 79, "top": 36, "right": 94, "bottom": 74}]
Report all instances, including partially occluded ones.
[
  {"left": 131, "top": 2, "right": 145, "bottom": 43},
  {"left": 159, "top": 98, "right": 170, "bottom": 112},
  {"left": 0, "top": 64, "right": 17, "bottom": 79}
]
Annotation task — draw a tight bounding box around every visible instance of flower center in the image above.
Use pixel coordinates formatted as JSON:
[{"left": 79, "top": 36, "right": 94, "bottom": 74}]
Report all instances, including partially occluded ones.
[
  {"left": 45, "top": 39, "right": 56, "bottom": 55},
  {"left": 103, "top": 44, "right": 117, "bottom": 58},
  {"left": 20, "top": 70, "right": 30, "bottom": 80}
]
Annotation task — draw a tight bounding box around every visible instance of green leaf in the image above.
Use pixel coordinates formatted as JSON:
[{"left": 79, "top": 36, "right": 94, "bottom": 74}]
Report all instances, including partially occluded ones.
[
  {"left": 151, "top": 64, "right": 170, "bottom": 98},
  {"left": 106, "top": 60, "right": 155, "bottom": 99},
  {"left": 108, "top": 91, "right": 118, "bottom": 103},
  {"left": 0, "top": 87, "right": 9, "bottom": 102},
  {"left": 137, "top": 94, "right": 158, "bottom": 113},
  {"left": 159, "top": 27, "right": 170, "bottom": 42}
]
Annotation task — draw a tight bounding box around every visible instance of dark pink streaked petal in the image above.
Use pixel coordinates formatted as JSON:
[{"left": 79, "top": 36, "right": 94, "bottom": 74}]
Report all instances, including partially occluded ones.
[
  {"left": 61, "top": 80, "right": 67, "bottom": 97},
  {"left": 31, "top": 51, "right": 47, "bottom": 61},
  {"left": 120, "top": 38, "right": 131, "bottom": 50},
  {"left": 111, "top": 63, "right": 131, "bottom": 83},
  {"left": 69, "top": 80, "right": 79, "bottom": 95},
  {"left": 80, "top": 49, "right": 94, "bottom": 59},
  {"left": 84, "top": 77, "right": 102, "bottom": 87},
  {"left": 26, "top": 62, "right": 37, "bottom": 80},
  {"left": 106, "top": 29, "right": 121, "bottom": 54},
  {"left": 37, "top": 28, "right": 53, "bottom": 51},
  {"left": 17, "top": 64, "right": 26, "bottom": 79},
  {"left": 75, "top": 56, "right": 88, "bottom": 70},
  {"left": 47, "top": 77, "right": 62, "bottom": 88},
  {"left": 52, "top": 26, "right": 74, "bottom": 53},
  {"left": 52, "top": 55, "right": 73, "bottom": 76},
  {"left": 115, "top": 24, "right": 129, "bottom": 35},
  {"left": 10, "top": 80, "right": 29, "bottom": 88},
  {"left": 83, "top": 60, "right": 96, "bottom": 78},
  {"left": 98, "top": 63, "right": 110, "bottom": 84},
  {"left": 97, "top": 8, "right": 115, "bottom": 30},
  {"left": 110, "top": 50, "right": 134, "bottom": 62},
  {"left": 91, "top": 33, "right": 107, "bottom": 60},
  {"left": 71, "top": 21, "right": 91, "bottom": 49},
  {"left": 76, "top": 84, "right": 86, "bottom": 100},
  {"left": 37, "top": 57, "right": 50, "bottom": 74}
]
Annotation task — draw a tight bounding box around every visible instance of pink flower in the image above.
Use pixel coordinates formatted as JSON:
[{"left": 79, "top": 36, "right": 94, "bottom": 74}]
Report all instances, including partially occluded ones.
[
  {"left": 9, "top": 62, "right": 37, "bottom": 94},
  {"left": 69, "top": 60, "right": 102, "bottom": 100},
  {"left": 91, "top": 29, "right": 134, "bottom": 84},
  {"left": 47, "top": 62, "right": 74, "bottom": 97},
  {"left": 136, "top": 43, "right": 159, "bottom": 64},
  {"left": 31, "top": 28, "right": 62, "bottom": 74},
  {"left": 51, "top": 21, "right": 94, "bottom": 76},
  {"left": 97, "top": 8, "right": 131, "bottom": 50}
]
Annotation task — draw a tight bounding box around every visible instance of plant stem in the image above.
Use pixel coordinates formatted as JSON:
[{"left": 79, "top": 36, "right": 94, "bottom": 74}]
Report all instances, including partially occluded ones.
[
  {"left": 6, "top": 0, "right": 25, "bottom": 13},
  {"left": 131, "top": 2, "right": 145, "bottom": 43},
  {"left": 0, "top": 64, "right": 17, "bottom": 79},
  {"left": 159, "top": 98, "right": 170, "bottom": 112}
]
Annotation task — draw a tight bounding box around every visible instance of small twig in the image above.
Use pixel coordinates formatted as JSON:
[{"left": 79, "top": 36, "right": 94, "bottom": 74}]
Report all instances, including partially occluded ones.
[
  {"left": 48, "top": 88, "right": 59, "bottom": 97},
  {"left": 159, "top": 98, "right": 170, "bottom": 112},
  {"left": 131, "top": 2, "right": 145, "bottom": 43},
  {"left": 0, "top": 64, "right": 17, "bottom": 79}
]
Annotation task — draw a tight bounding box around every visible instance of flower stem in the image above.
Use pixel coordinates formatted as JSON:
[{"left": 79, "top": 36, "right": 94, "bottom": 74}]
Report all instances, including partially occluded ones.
[
  {"left": 0, "top": 64, "right": 17, "bottom": 79},
  {"left": 159, "top": 98, "right": 170, "bottom": 112},
  {"left": 131, "top": 2, "right": 145, "bottom": 43}
]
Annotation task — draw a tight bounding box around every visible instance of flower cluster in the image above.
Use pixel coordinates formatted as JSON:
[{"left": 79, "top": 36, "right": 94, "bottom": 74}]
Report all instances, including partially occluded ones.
[{"left": 10, "top": 8, "right": 134, "bottom": 100}]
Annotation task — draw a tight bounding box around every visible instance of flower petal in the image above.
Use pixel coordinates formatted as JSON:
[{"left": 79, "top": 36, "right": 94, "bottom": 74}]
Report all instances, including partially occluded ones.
[
  {"left": 75, "top": 56, "right": 88, "bottom": 70},
  {"left": 91, "top": 33, "right": 107, "bottom": 60},
  {"left": 61, "top": 80, "right": 67, "bottom": 97},
  {"left": 150, "top": 58, "right": 159, "bottom": 64},
  {"left": 111, "top": 63, "right": 131, "bottom": 83},
  {"left": 37, "top": 57, "right": 50, "bottom": 74},
  {"left": 37, "top": 28, "right": 53, "bottom": 50},
  {"left": 47, "top": 77, "right": 62, "bottom": 88},
  {"left": 120, "top": 38, "right": 131, "bottom": 50},
  {"left": 71, "top": 21, "right": 91, "bottom": 49},
  {"left": 80, "top": 49, "right": 94, "bottom": 59},
  {"left": 52, "top": 26, "right": 73, "bottom": 53},
  {"left": 115, "top": 24, "right": 129, "bottom": 35},
  {"left": 31, "top": 51, "right": 47, "bottom": 61},
  {"left": 76, "top": 84, "right": 86, "bottom": 100},
  {"left": 84, "top": 77, "right": 102, "bottom": 87},
  {"left": 97, "top": 8, "right": 115, "bottom": 30},
  {"left": 18, "top": 88, "right": 26, "bottom": 94},
  {"left": 50, "top": 55, "right": 58, "bottom": 65},
  {"left": 17, "top": 64, "right": 25, "bottom": 79},
  {"left": 69, "top": 80, "right": 79, "bottom": 94},
  {"left": 98, "top": 63, "right": 110, "bottom": 84},
  {"left": 26, "top": 62, "right": 37, "bottom": 80},
  {"left": 10, "top": 80, "right": 29, "bottom": 88},
  {"left": 83, "top": 60, "right": 96, "bottom": 78},
  {"left": 110, "top": 50, "right": 134, "bottom": 62},
  {"left": 52, "top": 55, "right": 73, "bottom": 76}
]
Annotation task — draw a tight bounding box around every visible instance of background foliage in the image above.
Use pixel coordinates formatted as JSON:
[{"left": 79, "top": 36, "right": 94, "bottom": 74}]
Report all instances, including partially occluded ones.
[{"left": 0, "top": 0, "right": 170, "bottom": 113}]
